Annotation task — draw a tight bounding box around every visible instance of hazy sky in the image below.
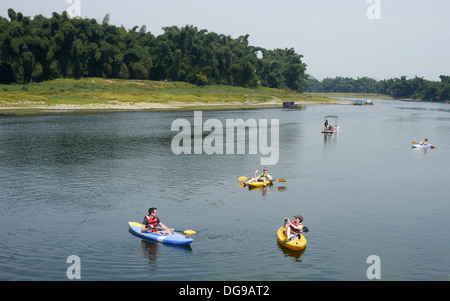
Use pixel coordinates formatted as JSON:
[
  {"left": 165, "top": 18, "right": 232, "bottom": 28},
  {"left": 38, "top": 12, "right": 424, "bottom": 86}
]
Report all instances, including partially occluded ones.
[{"left": 1, "top": 0, "right": 449, "bottom": 81}]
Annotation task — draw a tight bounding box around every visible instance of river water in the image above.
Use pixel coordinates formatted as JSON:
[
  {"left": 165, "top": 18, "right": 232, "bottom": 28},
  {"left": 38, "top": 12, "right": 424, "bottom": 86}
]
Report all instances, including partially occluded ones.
[{"left": 0, "top": 98, "right": 449, "bottom": 281}]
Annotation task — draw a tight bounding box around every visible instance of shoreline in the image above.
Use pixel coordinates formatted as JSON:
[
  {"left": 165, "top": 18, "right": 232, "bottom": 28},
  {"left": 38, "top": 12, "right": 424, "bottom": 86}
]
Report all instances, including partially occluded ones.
[
  {"left": 0, "top": 99, "right": 353, "bottom": 116},
  {"left": 0, "top": 78, "right": 362, "bottom": 116}
]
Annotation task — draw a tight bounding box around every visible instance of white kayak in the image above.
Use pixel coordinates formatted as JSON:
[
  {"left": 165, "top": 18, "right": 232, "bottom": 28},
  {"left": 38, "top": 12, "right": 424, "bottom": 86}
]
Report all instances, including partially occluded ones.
[{"left": 412, "top": 144, "right": 434, "bottom": 149}]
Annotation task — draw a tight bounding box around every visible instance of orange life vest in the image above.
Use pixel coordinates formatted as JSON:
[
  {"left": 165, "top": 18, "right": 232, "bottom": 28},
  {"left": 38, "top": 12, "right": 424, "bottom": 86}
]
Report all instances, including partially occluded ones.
[
  {"left": 145, "top": 215, "right": 159, "bottom": 232},
  {"left": 290, "top": 221, "right": 302, "bottom": 235}
]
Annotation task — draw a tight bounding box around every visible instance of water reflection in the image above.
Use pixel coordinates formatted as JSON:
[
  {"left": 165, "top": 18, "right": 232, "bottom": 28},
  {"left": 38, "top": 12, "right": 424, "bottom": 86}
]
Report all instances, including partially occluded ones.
[
  {"left": 277, "top": 243, "right": 306, "bottom": 262},
  {"left": 411, "top": 146, "right": 432, "bottom": 156},
  {"left": 323, "top": 132, "right": 338, "bottom": 144},
  {"left": 240, "top": 184, "right": 287, "bottom": 196},
  {"left": 141, "top": 240, "right": 159, "bottom": 264},
  {"left": 397, "top": 106, "right": 450, "bottom": 113},
  {"left": 133, "top": 236, "right": 193, "bottom": 263}
]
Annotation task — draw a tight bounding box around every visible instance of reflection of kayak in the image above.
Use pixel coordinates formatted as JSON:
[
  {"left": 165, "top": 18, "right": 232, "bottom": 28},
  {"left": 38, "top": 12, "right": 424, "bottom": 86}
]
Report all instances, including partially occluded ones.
[
  {"left": 276, "top": 227, "right": 307, "bottom": 251},
  {"left": 128, "top": 222, "right": 193, "bottom": 246},
  {"left": 412, "top": 144, "right": 433, "bottom": 149},
  {"left": 248, "top": 180, "right": 273, "bottom": 188}
]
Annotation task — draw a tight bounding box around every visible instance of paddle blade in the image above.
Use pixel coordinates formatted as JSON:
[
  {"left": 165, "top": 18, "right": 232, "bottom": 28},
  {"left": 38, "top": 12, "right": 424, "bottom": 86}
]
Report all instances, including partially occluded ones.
[
  {"left": 238, "top": 182, "right": 246, "bottom": 187},
  {"left": 431, "top": 145, "right": 435, "bottom": 149},
  {"left": 412, "top": 141, "right": 416, "bottom": 144},
  {"left": 238, "top": 176, "right": 248, "bottom": 181},
  {"left": 302, "top": 226, "right": 309, "bottom": 233},
  {"left": 183, "top": 230, "right": 197, "bottom": 236},
  {"left": 275, "top": 179, "right": 286, "bottom": 182}
]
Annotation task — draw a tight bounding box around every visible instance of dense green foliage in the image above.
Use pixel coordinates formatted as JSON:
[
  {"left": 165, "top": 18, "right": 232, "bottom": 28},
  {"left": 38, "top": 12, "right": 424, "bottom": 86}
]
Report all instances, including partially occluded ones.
[
  {"left": 0, "top": 9, "right": 307, "bottom": 91},
  {"left": 306, "top": 75, "right": 450, "bottom": 102}
]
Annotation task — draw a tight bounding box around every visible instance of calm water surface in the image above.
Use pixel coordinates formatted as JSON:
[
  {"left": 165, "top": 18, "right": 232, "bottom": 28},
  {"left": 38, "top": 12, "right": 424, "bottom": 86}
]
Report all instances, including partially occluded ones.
[{"left": 0, "top": 99, "right": 449, "bottom": 281}]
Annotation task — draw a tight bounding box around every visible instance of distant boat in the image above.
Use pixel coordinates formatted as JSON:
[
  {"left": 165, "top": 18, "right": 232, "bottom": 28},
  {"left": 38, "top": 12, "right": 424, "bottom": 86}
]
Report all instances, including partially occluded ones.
[
  {"left": 283, "top": 101, "right": 297, "bottom": 108},
  {"left": 322, "top": 115, "right": 339, "bottom": 133},
  {"left": 352, "top": 99, "right": 374, "bottom": 105}
]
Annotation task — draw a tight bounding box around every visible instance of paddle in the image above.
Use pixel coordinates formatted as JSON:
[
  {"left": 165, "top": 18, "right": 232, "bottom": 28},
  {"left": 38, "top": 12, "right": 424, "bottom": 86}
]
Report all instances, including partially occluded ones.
[
  {"left": 299, "top": 226, "right": 309, "bottom": 239},
  {"left": 238, "top": 176, "right": 286, "bottom": 182},
  {"left": 177, "top": 229, "right": 197, "bottom": 236},
  {"left": 157, "top": 228, "right": 197, "bottom": 236},
  {"left": 284, "top": 226, "right": 309, "bottom": 233}
]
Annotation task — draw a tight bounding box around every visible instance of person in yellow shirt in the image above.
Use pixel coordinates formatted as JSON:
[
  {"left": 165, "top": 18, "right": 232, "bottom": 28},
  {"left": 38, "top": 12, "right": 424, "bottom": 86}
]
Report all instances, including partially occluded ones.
[{"left": 244, "top": 168, "right": 273, "bottom": 187}]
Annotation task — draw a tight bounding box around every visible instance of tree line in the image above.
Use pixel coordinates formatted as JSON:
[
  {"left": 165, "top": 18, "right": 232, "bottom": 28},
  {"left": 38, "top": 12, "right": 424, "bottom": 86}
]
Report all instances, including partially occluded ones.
[
  {"left": 0, "top": 9, "right": 307, "bottom": 91},
  {"left": 305, "top": 75, "right": 450, "bottom": 102}
]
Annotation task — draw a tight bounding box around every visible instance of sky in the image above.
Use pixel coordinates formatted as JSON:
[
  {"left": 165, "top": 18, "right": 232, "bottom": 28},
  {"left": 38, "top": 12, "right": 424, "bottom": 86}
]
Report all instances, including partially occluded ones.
[{"left": 1, "top": 0, "right": 449, "bottom": 81}]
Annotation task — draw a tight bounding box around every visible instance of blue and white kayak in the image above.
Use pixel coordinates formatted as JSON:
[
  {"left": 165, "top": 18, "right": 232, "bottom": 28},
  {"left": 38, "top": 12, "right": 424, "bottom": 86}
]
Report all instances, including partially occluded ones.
[
  {"left": 412, "top": 144, "right": 434, "bottom": 149},
  {"left": 128, "top": 222, "right": 193, "bottom": 245}
]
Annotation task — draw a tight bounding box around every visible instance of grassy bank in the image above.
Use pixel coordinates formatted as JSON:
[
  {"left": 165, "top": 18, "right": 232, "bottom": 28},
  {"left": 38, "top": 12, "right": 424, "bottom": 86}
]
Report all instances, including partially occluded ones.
[{"left": 0, "top": 78, "right": 352, "bottom": 112}]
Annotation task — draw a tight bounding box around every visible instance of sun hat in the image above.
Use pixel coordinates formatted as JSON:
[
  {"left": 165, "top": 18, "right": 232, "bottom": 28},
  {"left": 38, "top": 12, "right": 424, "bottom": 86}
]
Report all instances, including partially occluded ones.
[{"left": 294, "top": 214, "right": 303, "bottom": 221}]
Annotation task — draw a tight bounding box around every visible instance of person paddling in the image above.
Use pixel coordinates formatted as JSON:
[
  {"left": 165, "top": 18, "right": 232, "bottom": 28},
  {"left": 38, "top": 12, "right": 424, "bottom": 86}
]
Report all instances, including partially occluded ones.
[
  {"left": 244, "top": 168, "right": 273, "bottom": 187},
  {"left": 141, "top": 207, "right": 174, "bottom": 235},
  {"left": 283, "top": 214, "right": 305, "bottom": 241},
  {"left": 419, "top": 138, "right": 429, "bottom": 146}
]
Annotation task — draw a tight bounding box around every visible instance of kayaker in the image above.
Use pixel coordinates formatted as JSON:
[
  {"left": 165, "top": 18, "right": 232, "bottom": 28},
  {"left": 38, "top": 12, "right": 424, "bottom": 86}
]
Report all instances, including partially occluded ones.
[
  {"left": 141, "top": 207, "right": 174, "bottom": 235},
  {"left": 244, "top": 168, "right": 273, "bottom": 187},
  {"left": 283, "top": 214, "right": 304, "bottom": 241},
  {"left": 419, "top": 138, "right": 429, "bottom": 146}
]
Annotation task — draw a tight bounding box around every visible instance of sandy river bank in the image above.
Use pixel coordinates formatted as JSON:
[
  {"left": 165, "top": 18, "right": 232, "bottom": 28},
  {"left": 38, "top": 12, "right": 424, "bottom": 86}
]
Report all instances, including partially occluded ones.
[{"left": 0, "top": 98, "right": 352, "bottom": 115}]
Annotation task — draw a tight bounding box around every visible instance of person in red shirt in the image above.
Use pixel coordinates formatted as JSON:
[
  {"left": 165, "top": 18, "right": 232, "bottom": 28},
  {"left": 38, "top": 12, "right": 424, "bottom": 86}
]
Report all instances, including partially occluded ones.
[
  {"left": 141, "top": 207, "right": 174, "bottom": 235},
  {"left": 283, "top": 214, "right": 305, "bottom": 241}
]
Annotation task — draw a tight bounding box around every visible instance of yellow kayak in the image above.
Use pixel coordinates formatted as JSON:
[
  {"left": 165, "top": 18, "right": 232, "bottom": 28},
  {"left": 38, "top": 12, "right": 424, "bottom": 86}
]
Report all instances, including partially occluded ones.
[
  {"left": 277, "top": 227, "right": 307, "bottom": 251},
  {"left": 248, "top": 180, "right": 273, "bottom": 187}
]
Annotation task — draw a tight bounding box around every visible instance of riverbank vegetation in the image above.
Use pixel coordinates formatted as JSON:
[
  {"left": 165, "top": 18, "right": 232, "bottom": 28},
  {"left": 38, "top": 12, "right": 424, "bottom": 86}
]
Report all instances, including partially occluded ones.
[
  {"left": 1, "top": 8, "right": 447, "bottom": 104},
  {"left": 306, "top": 75, "right": 450, "bottom": 102},
  {"left": 0, "top": 77, "right": 339, "bottom": 108},
  {"left": 0, "top": 9, "right": 306, "bottom": 92}
]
